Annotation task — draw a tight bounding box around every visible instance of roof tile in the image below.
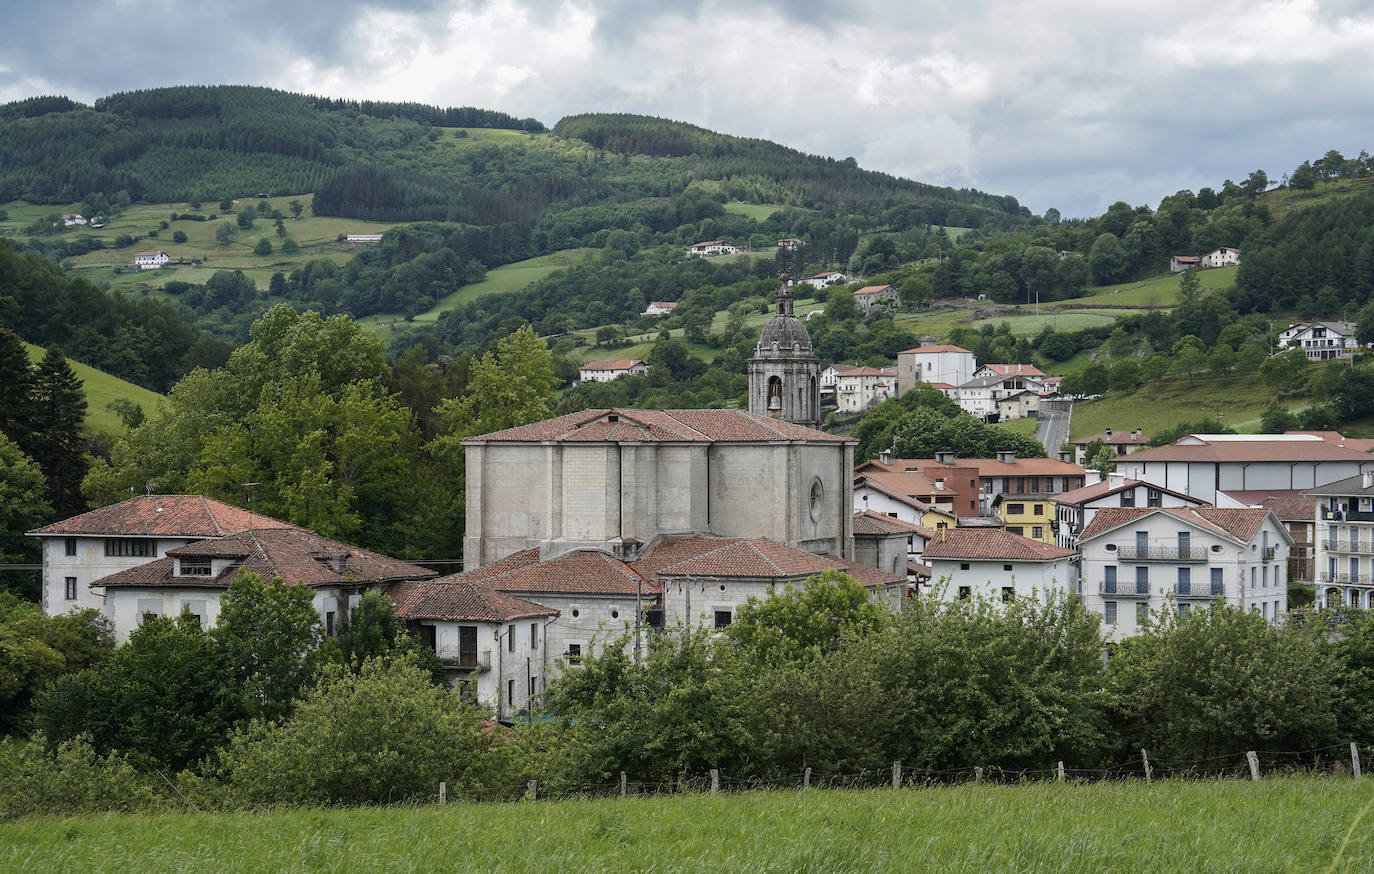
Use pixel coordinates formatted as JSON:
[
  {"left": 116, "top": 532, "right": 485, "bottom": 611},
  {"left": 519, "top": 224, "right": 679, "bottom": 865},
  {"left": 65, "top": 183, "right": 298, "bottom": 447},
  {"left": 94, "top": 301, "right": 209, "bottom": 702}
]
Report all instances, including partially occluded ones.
[{"left": 30, "top": 495, "right": 295, "bottom": 537}]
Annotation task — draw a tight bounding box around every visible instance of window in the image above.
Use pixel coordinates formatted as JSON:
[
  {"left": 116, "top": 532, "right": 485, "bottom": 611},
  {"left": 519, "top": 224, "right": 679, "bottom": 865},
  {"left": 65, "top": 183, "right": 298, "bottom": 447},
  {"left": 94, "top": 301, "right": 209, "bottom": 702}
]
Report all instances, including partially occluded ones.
[
  {"left": 64, "top": 577, "right": 77, "bottom": 600},
  {"left": 530, "top": 623, "right": 538, "bottom": 650},
  {"left": 1104, "top": 566, "right": 1117, "bottom": 593},
  {"left": 1104, "top": 601, "right": 1117, "bottom": 624},
  {"left": 1262, "top": 602, "right": 1269, "bottom": 619},
  {"left": 1001, "top": 587, "right": 1014, "bottom": 602},
  {"left": 1135, "top": 531, "right": 1148, "bottom": 554},
  {"left": 1177, "top": 566, "right": 1191, "bottom": 595},
  {"left": 567, "top": 643, "right": 582, "bottom": 664},
  {"left": 1147, "top": 489, "right": 1162, "bottom": 508},
  {"left": 1251, "top": 567, "right": 1257, "bottom": 590},
  {"left": 714, "top": 610, "right": 732, "bottom": 628},
  {"left": 325, "top": 611, "right": 336, "bottom": 637},
  {"left": 1034, "top": 504, "right": 1044, "bottom": 516},
  {"left": 1177, "top": 531, "right": 1190, "bottom": 556},
  {"left": 508, "top": 679, "right": 514, "bottom": 704},
  {"left": 1135, "top": 566, "right": 1148, "bottom": 594},
  {"left": 1121, "top": 490, "right": 1135, "bottom": 507},
  {"left": 1262, "top": 566, "right": 1268, "bottom": 588},
  {"left": 1006, "top": 526, "right": 1023, "bottom": 536},
  {"left": 1210, "top": 567, "right": 1223, "bottom": 596},
  {"left": 179, "top": 558, "right": 212, "bottom": 576},
  {"left": 181, "top": 600, "right": 206, "bottom": 627},
  {"left": 1032, "top": 526, "right": 1044, "bottom": 540},
  {"left": 957, "top": 586, "right": 972, "bottom": 600},
  {"left": 1007, "top": 503, "right": 1025, "bottom": 515},
  {"left": 960, "top": 562, "right": 970, "bottom": 570},
  {"left": 1003, "top": 564, "right": 1013, "bottom": 572},
  {"left": 1136, "top": 602, "right": 1149, "bottom": 625},
  {"left": 64, "top": 538, "right": 77, "bottom": 556},
  {"left": 455, "top": 625, "right": 477, "bottom": 666},
  {"left": 136, "top": 598, "right": 162, "bottom": 625},
  {"left": 1178, "top": 603, "right": 1190, "bottom": 617},
  {"left": 508, "top": 626, "right": 515, "bottom": 652},
  {"left": 809, "top": 478, "right": 824, "bottom": 522},
  {"left": 105, "top": 538, "right": 154, "bottom": 557}
]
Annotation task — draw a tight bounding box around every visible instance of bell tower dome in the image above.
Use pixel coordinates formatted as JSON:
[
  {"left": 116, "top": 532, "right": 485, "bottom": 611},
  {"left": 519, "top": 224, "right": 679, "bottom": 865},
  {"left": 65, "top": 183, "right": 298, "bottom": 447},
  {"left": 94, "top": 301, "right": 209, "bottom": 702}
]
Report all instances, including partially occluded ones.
[{"left": 748, "top": 246, "right": 821, "bottom": 428}]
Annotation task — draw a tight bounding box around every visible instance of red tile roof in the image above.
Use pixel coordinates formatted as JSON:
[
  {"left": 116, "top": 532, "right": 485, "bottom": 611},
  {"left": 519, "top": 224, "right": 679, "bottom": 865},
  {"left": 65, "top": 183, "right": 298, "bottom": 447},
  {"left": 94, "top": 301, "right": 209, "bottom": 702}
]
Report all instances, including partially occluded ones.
[
  {"left": 980, "top": 363, "right": 1045, "bottom": 377},
  {"left": 1071, "top": 430, "right": 1150, "bottom": 446},
  {"left": 853, "top": 510, "right": 933, "bottom": 537},
  {"left": 653, "top": 538, "right": 840, "bottom": 578},
  {"left": 852, "top": 285, "right": 894, "bottom": 296},
  {"left": 900, "top": 345, "right": 973, "bottom": 355},
  {"left": 887, "top": 456, "right": 1087, "bottom": 478},
  {"left": 855, "top": 471, "right": 955, "bottom": 498},
  {"left": 92, "top": 528, "right": 435, "bottom": 589},
  {"left": 580, "top": 359, "right": 645, "bottom": 371},
  {"left": 1078, "top": 506, "right": 1273, "bottom": 543},
  {"left": 836, "top": 366, "right": 894, "bottom": 377},
  {"left": 476, "top": 549, "right": 657, "bottom": 597},
  {"left": 30, "top": 495, "right": 295, "bottom": 537},
  {"left": 1120, "top": 435, "right": 1374, "bottom": 464},
  {"left": 464, "top": 409, "right": 852, "bottom": 444},
  {"left": 922, "top": 528, "right": 1076, "bottom": 561},
  {"left": 388, "top": 576, "right": 557, "bottom": 622},
  {"left": 1288, "top": 431, "right": 1374, "bottom": 453}
]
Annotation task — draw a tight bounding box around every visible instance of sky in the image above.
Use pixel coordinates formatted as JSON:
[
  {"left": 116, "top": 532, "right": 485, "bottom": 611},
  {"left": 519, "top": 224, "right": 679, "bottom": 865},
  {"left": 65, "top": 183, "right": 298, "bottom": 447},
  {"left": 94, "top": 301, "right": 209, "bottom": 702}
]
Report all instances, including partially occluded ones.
[{"left": 3, "top": 0, "right": 1373, "bottom": 217}]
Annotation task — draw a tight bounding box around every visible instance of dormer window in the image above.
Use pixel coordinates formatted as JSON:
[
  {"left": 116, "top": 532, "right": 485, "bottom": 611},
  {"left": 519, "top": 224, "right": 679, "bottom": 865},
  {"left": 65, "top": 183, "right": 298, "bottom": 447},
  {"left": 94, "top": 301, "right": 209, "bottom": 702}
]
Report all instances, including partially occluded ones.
[{"left": 178, "top": 558, "right": 212, "bottom": 577}]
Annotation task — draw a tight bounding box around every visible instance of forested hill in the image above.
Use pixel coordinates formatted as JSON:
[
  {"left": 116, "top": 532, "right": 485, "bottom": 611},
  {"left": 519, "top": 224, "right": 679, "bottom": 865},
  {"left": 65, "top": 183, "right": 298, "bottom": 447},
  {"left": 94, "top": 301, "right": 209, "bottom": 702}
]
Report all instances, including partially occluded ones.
[{"left": 0, "top": 86, "right": 1029, "bottom": 230}]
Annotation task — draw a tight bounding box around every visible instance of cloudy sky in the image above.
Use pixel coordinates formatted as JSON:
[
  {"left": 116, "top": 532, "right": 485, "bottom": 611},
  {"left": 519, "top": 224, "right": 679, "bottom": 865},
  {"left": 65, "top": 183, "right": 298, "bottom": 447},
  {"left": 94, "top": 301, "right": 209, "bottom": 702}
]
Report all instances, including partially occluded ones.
[{"left": 3, "top": 0, "right": 1372, "bottom": 216}]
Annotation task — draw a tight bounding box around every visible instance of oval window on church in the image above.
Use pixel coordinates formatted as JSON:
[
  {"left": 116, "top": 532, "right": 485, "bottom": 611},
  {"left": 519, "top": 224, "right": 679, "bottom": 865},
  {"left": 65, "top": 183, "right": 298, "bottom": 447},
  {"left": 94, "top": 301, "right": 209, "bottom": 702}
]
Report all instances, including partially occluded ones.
[{"left": 809, "top": 478, "right": 824, "bottom": 522}]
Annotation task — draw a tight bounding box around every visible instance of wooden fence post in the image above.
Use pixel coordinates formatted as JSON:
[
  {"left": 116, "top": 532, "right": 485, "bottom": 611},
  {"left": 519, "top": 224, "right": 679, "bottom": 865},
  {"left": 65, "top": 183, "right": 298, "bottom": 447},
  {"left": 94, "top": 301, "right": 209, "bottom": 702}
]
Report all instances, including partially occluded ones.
[
  {"left": 438, "top": 781, "right": 446, "bottom": 805},
  {"left": 526, "top": 780, "right": 538, "bottom": 801},
  {"left": 1353, "top": 743, "right": 1362, "bottom": 779},
  {"left": 711, "top": 769, "right": 720, "bottom": 794},
  {"left": 1140, "top": 749, "right": 1152, "bottom": 784},
  {"left": 1057, "top": 761, "right": 1065, "bottom": 782},
  {"left": 892, "top": 761, "right": 902, "bottom": 789},
  {"left": 974, "top": 767, "right": 983, "bottom": 784},
  {"left": 803, "top": 767, "right": 811, "bottom": 789},
  {"left": 1246, "top": 751, "right": 1260, "bottom": 781},
  {"left": 620, "top": 771, "right": 627, "bottom": 798}
]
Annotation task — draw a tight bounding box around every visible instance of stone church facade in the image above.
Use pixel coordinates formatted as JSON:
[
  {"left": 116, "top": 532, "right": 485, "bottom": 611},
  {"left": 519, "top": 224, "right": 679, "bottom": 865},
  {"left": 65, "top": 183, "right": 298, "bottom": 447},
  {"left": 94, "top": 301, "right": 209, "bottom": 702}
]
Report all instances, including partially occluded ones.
[{"left": 747, "top": 277, "right": 821, "bottom": 428}]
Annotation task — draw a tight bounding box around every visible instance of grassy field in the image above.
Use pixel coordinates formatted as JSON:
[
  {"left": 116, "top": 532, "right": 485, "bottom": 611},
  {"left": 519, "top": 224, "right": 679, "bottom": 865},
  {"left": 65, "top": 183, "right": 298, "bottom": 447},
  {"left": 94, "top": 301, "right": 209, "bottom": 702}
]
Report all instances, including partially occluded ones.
[
  {"left": 995, "top": 417, "right": 1039, "bottom": 438},
  {"left": 3, "top": 778, "right": 1372, "bottom": 873},
  {"left": 722, "top": 201, "right": 785, "bottom": 221},
  {"left": 23, "top": 343, "right": 164, "bottom": 437},
  {"left": 1071, "top": 372, "right": 1297, "bottom": 438}
]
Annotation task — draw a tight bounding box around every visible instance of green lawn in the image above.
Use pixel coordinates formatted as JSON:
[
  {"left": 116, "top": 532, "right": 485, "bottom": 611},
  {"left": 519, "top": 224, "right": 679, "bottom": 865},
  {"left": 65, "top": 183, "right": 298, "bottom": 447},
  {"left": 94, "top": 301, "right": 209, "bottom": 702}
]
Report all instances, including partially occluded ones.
[
  {"left": 23, "top": 343, "right": 164, "bottom": 438},
  {"left": 995, "top": 417, "right": 1039, "bottom": 437},
  {"left": 722, "top": 201, "right": 785, "bottom": 221},
  {"left": 4, "top": 778, "right": 1371, "bottom": 873},
  {"left": 1070, "top": 372, "right": 1295, "bottom": 438},
  {"left": 1067, "top": 268, "right": 1237, "bottom": 308}
]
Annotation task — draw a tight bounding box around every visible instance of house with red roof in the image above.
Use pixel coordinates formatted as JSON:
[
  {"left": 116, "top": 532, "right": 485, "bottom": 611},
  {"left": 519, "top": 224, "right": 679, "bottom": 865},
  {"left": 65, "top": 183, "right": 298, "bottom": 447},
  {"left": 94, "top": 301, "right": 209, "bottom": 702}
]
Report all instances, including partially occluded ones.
[
  {"left": 1170, "top": 255, "right": 1200, "bottom": 273},
  {"left": 578, "top": 359, "right": 648, "bottom": 383},
  {"left": 90, "top": 526, "right": 435, "bottom": 644},
  {"left": 686, "top": 240, "right": 741, "bottom": 257},
  {"left": 1078, "top": 506, "right": 1291, "bottom": 640},
  {"left": 1069, "top": 428, "right": 1150, "bottom": 465},
  {"left": 798, "top": 271, "right": 849, "bottom": 290},
  {"left": 851, "top": 284, "right": 900, "bottom": 314},
  {"left": 29, "top": 494, "right": 296, "bottom": 616},
  {"left": 834, "top": 365, "right": 897, "bottom": 412},
  {"left": 641, "top": 301, "right": 679, "bottom": 317},
  {"left": 853, "top": 509, "right": 936, "bottom": 576},
  {"left": 922, "top": 527, "right": 1077, "bottom": 603}
]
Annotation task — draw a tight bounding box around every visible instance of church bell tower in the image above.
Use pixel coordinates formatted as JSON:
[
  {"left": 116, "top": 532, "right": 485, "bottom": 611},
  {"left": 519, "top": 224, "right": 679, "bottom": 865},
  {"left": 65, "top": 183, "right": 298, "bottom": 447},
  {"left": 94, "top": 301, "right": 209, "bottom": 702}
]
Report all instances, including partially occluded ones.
[{"left": 748, "top": 246, "right": 821, "bottom": 428}]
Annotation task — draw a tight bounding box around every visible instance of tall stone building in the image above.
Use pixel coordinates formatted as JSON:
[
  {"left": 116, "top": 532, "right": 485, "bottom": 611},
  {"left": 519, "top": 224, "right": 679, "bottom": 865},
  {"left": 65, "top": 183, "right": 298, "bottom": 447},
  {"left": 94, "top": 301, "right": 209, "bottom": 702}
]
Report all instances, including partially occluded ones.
[{"left": 748, "top": 276, "right": 821, "bottom": 428}]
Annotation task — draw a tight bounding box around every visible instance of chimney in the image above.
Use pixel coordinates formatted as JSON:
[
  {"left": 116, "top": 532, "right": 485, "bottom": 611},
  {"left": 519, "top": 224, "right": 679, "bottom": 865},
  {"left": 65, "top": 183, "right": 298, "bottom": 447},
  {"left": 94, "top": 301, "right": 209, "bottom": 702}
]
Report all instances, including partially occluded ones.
[
  {"left": 1108, "top": 472, "right": 1125, "bottom": 487},
  {"left": 880, "top": 449, "right": 892, "bottom": 466},
  {"left": 997, "top": 451, "right": 1016, "bottom": 464},
  {"left": 330, "top": 552, "right": 350, "bottom": 573},
  {"left": 1057, "top": 450, "right": 1072, "bottom": 463},
  {"left": 1104, "top": 428, "right": 1112, "bottom": 439},
  {"left": 1133, "top": 428, "right": 1141, "bottom": 439},
  {"left": 935, "top": 451, "right": 955, "bottom": 464}
]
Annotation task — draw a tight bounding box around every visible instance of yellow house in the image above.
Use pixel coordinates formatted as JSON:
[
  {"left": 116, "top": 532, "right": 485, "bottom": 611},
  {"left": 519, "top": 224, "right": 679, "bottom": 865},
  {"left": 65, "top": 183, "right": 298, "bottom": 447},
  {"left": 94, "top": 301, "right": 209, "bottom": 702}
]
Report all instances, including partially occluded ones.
[{"left": 993, "top": 494, "right": 1057, "bottom": 544}]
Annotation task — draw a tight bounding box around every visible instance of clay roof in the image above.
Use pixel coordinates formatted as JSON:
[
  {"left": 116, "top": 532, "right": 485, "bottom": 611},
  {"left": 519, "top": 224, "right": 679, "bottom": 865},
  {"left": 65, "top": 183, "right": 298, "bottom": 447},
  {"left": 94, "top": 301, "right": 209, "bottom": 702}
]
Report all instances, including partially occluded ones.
[
  {"left": 853, "top": 285, "right": 894, "bottom": 296},
  {"left": 92, "top": 528, "right": 435, "bottom": 589},
  {"left": 923, "top": 528, "right": 1076, "bottom": 561},
  {"left": 980, "top": 363, "right": 1045, "bottom": 377},
  {"left": 653, "top": 538, "right": 840, "bottom": 578},
  {"left": 629, "top": 534, "right": 745, "bottom": 577},
  {"left": 1078, "top": 507, "right": 1274, "bottom": 543},
  {"left": 855, "top": 470, "right": 956, "bottom": 498},
  {"left": 1120, "top": 434, "right": 1374, "bottom": 464},
  {"left": 1258, "top": 495, "right": 1319, "bottom": 522},
  {"left": 464, "top": 409, "right": 851, "bottom": 444},
  {"left": 1172, "top": 255, "right": 1200, "bottom": 262},
  {"left": 648, "top": 301, "right": 678, "bottom": 307},
  {"left": 900, "top": 345, "right": 973, "bottom": 355},
  {"left": 854, "top": 477, "right": 935, "bottom": 513},
  {"left": 1071, "top": 430, "right": 1149, "bottom": 446},
  {"left": 1288, "top": 431, "right": 1374, "bottom": 453},
  {"left": 30, "top": 495, "right": 295, "bottom": 537},
  {"left": 901, "top": 456, "right": 1087, "bottom": 478},
  {"left": 821, "top": 555, "right": 907, "bottom": 588},
  {"left": 853, "top": 510, "right": 933, "bottom": 537},
  {"left": 580, "top": 359, "right": 645, "bottom": 371},
  {"left": 482, "top": 549, "right": 657, "bottom": 597},
  {"left": 691, "top": 240, "right": 730, "bottom": 247},
  {"left": 836, "top": 366, "right": 894, "bottom": 377},
  {"left": 388, "top": 576, "right": 557, "bottom": 622}
]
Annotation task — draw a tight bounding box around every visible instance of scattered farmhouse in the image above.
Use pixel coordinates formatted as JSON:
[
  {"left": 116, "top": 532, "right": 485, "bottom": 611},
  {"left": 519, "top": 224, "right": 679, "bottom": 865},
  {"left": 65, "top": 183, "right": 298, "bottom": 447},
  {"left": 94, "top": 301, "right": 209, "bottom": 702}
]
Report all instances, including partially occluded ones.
[
  {"left": 1078, "top": 507, "right": 1291, "bottom": 642},
  {"left": 345, "top": 233, "right": 383, "bottom": 243},
  {"left": 686, "top": 240, "right": 741, "bottom": 257},
  {"left": 61, "top": 213, "right": 88, "bottom": 226},
  {"left": 132, "top": 251, "right": 170, "bottom": 269},
  {"left": 798, "top": 271, "right": 848, "bottom": 289},
  {"left": 851, "top": 284, "right": 900, "bottom": 314},
  {"left": 1199, "top": 246, "right": 1241, "bottom": 267},
  {"left": 641, "top": 301, "right": 679, "bottom": 317},
  {"left": 1278, "top": 321, "right": 1367, "bottom": 361},
  {"left": 833, "top": 366, "right": 897, "bottom": 412},
  {"left": 578, "top": 359, "right": 648, "bottom": 383},
  {"left": 1170, "top": 255, "right": 1201, "bottom": 273}
]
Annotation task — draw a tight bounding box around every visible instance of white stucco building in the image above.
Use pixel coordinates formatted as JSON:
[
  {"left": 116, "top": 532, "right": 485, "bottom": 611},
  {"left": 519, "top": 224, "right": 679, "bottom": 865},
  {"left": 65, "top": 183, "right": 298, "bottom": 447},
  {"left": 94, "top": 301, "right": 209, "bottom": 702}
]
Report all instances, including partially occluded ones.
[
  {"left": 1308, "top": 472, "right": 1374, "bottom": 609},
  {"left": 1078, "top": 506, "right": 1291, "bottom": 641},
  {"left": 1053, "top": 477, "right": 1207, "bottom": 549},
  {"left": 578, "top": 359, "right": 648, "bottom": 382},
  {"left": 1278, "top": 322, "right": 1367, "bottom": 361},
  {"left": 922, "top": 527, "right": 1077, "bottom": 603},
  {"left": 896, "top": 344, "right": 976, "bottom": 396},
  {"left": 851, "top": 284, "right": 900, "bottom": 314},
  {"left": 798, "top": 271, "right": 848, "bottom": 289},
  {"left": 687, "top": 240, "right": 740, "bottom": 257},
  {"left": 28, "top": 495, "right": 295, "bottom": 617},
  {"left": 1115, "top": 434, "right": 1374, "bottom": 505},
  {"left": 642, "top": 301, "right": 679, "bottom": 317},
  {"left": 132, "top": 251, "right": 170, "bottom": 269},
  {"left": 834, "top": 366, "right": 896, "bottom": 413},
  {"left": 1199, "top": 246, "right": 1240, "bottom": 268}
]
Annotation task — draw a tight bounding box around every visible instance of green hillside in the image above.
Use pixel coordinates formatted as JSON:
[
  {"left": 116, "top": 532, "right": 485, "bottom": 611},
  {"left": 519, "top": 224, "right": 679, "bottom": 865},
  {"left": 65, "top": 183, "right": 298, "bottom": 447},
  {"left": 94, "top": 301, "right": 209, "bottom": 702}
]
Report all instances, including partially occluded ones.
[{"left": 23, "top": 342, "right": 164, "bottom": 437}]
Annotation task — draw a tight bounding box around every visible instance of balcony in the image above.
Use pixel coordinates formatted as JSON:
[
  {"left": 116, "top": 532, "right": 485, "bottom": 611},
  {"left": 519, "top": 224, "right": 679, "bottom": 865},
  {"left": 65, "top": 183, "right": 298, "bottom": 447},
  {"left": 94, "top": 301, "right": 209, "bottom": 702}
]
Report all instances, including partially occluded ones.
[
  {"left": 1099, "top": 580, "right": 1150, "bottom": 598},
  {"left": 1173, "top": 582, "right": 1225, "bottom": 599},
  {"left": 1323, "top": 540, "right": 1374, "bottom": 555},
  {"left": 1325, "top": 510, "right": 1374, "bottom": 523},
  {"left": 1263, "top": 546, "right": 1278, "bottom": 561},
  {"left": 1317, "top": 574, "right": 1374, "bottom": 586},
  {"left": 436, "top": 648, "right": 489, "bottom": 670},
  {"left": 1115, "top": 546, "right": 1208, "bottom": 562}
]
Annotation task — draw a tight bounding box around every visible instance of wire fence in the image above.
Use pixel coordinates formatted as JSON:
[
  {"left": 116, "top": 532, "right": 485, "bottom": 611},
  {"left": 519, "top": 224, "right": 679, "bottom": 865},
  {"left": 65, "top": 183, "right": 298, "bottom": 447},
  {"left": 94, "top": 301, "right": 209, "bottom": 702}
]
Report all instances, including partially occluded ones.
[{"left": 426, "top": 740, "right": 1374, "bottom": 806}]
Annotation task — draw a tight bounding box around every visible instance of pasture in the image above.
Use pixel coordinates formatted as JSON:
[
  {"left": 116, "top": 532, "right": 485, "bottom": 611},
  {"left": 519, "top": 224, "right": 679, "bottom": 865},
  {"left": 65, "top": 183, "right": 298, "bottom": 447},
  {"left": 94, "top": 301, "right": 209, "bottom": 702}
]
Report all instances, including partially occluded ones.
[
  {"left": 23, "top": 342, "right": 164, "bottom": 438},
  {"left": 2, "top": 777, "right": 1370, "bottom": 873}
]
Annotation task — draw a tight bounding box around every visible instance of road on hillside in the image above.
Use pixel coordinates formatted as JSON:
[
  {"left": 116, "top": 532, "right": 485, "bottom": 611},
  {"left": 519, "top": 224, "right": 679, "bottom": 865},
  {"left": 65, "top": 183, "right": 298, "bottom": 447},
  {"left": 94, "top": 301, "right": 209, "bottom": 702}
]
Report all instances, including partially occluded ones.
[{"left": 1036, "top": 405, "right": 1071, "bottom": 457}]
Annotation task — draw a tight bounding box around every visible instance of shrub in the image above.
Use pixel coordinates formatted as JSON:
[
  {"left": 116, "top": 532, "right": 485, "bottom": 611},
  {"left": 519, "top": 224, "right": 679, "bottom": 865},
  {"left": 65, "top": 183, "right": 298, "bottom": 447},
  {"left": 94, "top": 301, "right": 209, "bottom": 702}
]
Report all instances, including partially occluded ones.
[
  {"left": 0, "top": 734, "right": 164, "bottom": 821},
  {"left": 172, "top": 231, "right": 187, "bottom": 243}
]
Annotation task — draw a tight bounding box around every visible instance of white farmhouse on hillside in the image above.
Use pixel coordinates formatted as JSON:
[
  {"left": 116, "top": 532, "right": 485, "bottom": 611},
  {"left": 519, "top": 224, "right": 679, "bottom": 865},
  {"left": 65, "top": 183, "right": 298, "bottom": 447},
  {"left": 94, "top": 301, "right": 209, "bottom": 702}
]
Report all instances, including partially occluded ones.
[
  {"left": 132, "top": 251, "right": 170, "bottom": 269},
  {"left": 1078, "top": 506, "right": 1290, "bottom": 641},
  {"left": 1278, "top": 322, "right": 1367, "bottom": 361},
  {"left": 687, "top": 240, "right": 741, "bottom": 257},
  {"left": 578, "top": 359, "right": 648, "bottom": 382},
  {"left": 62, "top": 214, "right": 88, "bottom": 226},
  {"left": 642, "top": 301, "right": 679, "bottom": 317},
  {"left": 1199, "top": 246, "right": 1240, "bottom": 267},
  {"left": 799, "top": 271, "right": 848, "bottom": 289}
]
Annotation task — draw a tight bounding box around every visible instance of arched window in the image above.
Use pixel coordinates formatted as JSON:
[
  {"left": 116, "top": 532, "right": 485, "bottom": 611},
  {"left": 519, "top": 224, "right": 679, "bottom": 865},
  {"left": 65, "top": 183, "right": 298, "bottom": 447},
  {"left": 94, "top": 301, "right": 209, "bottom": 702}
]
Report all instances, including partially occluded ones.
[{"left": 767, "top": 376, "right": 783, "bottom": 410}]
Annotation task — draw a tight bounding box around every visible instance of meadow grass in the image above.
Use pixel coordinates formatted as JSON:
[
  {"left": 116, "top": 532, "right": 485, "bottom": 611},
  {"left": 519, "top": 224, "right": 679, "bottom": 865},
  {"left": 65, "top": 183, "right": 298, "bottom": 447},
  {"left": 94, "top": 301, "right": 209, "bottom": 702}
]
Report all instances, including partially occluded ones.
[
  {"left": 23, "top": 342, "right": 164, "bottom": 438},
  {"left": 2, "top": 778, "right": 1371, "bottom": 873},
  {"left": 995, "top": 417, "right": 1039, "bottom": 438},
  {"left": 722, "top": 201, "right": 785, "bottom": 221},
  {"left": 1070, "top": 372, "right": 1293, "bottom": 438}
]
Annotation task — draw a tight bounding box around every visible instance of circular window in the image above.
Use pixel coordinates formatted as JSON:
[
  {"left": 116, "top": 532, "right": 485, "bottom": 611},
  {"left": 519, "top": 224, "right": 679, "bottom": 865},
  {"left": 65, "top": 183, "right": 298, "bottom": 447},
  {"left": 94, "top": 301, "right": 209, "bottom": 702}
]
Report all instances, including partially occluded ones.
[
  {"left": 1106, "top": 544, "right": 1117, "bottom": 551},
  {"left": 571, "top": 609, "right": 580, "bottom": 618},
  {"left": 1211, "top": 545, "right": 1223, "bottom": 553},
  {"left": 809, "top": 478, "right": 824, "bottom": 522},
  {"left": 720, "top": 584, "right": 727, "bottom": 592},
  {"left": 611, "top": 610, "right": 619, "bottom": 619}
]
